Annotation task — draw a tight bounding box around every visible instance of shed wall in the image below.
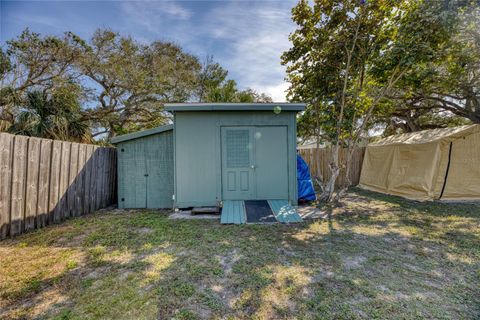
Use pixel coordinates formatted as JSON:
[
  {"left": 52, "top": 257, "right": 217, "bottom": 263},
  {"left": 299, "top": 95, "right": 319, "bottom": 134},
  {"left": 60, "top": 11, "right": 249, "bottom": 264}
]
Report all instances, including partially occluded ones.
[
  {"left": 117, "top": 130, "right": 174, "bottom": 208},
  {"left": 174, "top": 111, "right": 298, "bottom": 208}
]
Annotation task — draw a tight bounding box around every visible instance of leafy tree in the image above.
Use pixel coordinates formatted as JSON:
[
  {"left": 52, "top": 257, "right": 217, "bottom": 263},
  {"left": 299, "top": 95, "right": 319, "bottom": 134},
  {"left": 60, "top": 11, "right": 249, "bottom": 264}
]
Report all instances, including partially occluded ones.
[
  {"left": 282, "top": 0, "right": 451, "bottom": 202},
  {"left": 203, "top": 79, "right": 272, "bottom": 102},
  {"left": 2, "top": 28, "right": 274, "bottom": 141},
  {"left": 0, "top": 29, "right": 85, "bottom": 131},
  {"left": 196, "top": 56, "right": 229, "bottom": 102},
  {"left": 385, "top": 3, "right": 480, "bottom": 127},
  {"left": 237, "top": 88, "right": 273, "bottom": 103},
  {"left": 198, "top": 56, "right": 272, "bottom": 103},
  {"left": 385, "top": 104, "right": 472, "bottom": 134},
  {"left": 77, "top": 29, "right": 201, "bottom": 138},
  {"left": 8, "top": 85, "right": 91, "bottom": 142}
]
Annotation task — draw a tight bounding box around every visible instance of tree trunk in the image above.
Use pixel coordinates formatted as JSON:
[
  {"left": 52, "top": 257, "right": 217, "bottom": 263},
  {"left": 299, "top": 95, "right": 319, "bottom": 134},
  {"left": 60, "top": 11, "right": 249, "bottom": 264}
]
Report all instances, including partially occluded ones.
[
  {"left": 319, "top": 144, "right": 340, "bottom": 202},
  {"left": 319, "top": 16, "right": 361, "bottom": 204},
  {"left": 335, "top": 144, "right": 355, "bottom": 201}
]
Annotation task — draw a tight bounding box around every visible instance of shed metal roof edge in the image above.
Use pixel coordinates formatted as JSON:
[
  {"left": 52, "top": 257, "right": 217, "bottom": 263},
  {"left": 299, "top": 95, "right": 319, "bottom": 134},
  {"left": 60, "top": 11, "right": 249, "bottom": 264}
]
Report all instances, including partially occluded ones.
[
  {"left": 110, "top": 124, "right": 173, "bottom": 144},
  {"left": 164, "top": 103, "right": 305, "bottom": 112}
]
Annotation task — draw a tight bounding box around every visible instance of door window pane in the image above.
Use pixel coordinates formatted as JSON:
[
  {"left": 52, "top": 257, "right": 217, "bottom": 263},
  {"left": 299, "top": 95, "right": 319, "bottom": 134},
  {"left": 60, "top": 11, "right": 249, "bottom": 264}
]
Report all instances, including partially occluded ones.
[{"left": 226, "top": 129, "right": 250, "bottom": 168}]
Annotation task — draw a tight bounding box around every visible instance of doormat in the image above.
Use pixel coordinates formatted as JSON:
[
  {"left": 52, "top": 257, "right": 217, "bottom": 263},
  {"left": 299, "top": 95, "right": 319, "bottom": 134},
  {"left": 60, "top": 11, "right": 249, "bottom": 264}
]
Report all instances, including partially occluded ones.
[{"left": 245, "top": 200, "right": 277, "bottom": 223}]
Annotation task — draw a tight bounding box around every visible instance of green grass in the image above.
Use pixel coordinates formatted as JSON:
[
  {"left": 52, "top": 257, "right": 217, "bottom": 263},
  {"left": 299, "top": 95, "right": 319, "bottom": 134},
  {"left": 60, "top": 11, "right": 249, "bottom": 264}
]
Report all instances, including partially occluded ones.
[{"left": 1, "top": 189, "right": 479, "bottom": 319}]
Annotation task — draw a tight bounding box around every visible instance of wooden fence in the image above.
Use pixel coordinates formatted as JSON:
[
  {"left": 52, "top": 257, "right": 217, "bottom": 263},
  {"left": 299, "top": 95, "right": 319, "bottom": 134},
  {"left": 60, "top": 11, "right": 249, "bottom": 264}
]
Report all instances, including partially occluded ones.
[
  {"left": 0, "top": 133, "right": 117, "bottom": 240},
  {"left": 299, "top": 147, "right": 366, "bottom": 188}
]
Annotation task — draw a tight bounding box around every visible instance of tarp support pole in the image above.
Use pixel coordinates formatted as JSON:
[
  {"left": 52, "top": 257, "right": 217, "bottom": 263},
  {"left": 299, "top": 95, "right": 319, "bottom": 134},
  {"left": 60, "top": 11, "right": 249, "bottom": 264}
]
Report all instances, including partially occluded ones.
[{"left": 439, "top": 142, "right": 453, "bottom": 199}]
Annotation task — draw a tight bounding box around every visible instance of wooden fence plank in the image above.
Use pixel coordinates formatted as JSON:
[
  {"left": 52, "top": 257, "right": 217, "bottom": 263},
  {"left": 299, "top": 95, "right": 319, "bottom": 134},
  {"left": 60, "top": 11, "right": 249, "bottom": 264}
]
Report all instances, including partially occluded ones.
[
  {"left": 103, "top": 148, "right": 110, "bottom": 206},
  {"left": 25, "top": 137, "right": 41, "bottom": 231},
  {"left": 104, "top": 148, "right": 109, "bottom": 207},
  {"left": 99, "top": 148, "right": 105, "bottom": 208},
  {"left": 0, "top": 133, "right": 13, "bottom": 239},
  {"left": 37, "top": 139, "right": 52, "bottom": 228},
  {"left": 57, "top": 142, "right": 71, "bottom": 222},
  {"left": 97, "top": 148, "right": 105, "bottom": 210},
  {"left": 89, "top": 146, "right": 98, "bottom": 212},
  {"left": 106, "top": 148, "right": 113, "bottom": 206},
  {"left": 83, "top": 145, "right": 93, "bottom": 214},
  {"left": 105, "top": 148, "right": 110, "bottom": 206},
  {"left": 91, "top": 146, "right": 99, "bottom": 213},
  {"left": 110, "top": 148, "right": 115, "bottom": 205},
  {"left": 10, "top": 135, "right": 28, "bottom": 235},
  {"left": 105, "top": 149, "right": 111, "bottom": 205},
  {"left": 107, "top": 148, "right": 115, "bottom": 205},
  {"left": 67, "top": 143, "right": 78, "bottom": 217},
  {"left": 76, "top": 144, "right": 86, "bottom": 216},
  {"left": 111, "top": 148, "right": 117, "bottom": 204},
  {"left": 49, "top": 141, "right": 62, "bottom": 223}
]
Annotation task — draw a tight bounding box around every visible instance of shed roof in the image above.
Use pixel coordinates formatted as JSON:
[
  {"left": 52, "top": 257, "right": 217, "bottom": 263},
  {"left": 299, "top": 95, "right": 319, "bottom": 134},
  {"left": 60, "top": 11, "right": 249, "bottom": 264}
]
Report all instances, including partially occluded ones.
[
  {"left": 369, "top": 124, "right": 480, "bottom": 147},
  {"left": 110, "top": 124, "right": 173, "bottom": 144},
  {"left": 164, "top": 103, "right": 305, "bottom": 112}
]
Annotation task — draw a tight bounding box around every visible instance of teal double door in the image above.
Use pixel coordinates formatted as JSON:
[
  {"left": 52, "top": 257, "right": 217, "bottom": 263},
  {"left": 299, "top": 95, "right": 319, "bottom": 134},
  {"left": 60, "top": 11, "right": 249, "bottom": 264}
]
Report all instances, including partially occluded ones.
[
  {"left": 221, "top": 126, "right": 288, "bottom": 200},
  {"left": 119, "top": 133, "right": 173, "bottom": 208}
]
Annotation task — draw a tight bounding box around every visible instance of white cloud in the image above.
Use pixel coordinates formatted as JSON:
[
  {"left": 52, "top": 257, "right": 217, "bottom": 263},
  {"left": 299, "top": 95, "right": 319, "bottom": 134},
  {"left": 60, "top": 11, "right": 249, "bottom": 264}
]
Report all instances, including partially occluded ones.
[
  {"left": 158, "top": 2, "right": 192, "bottom": 19},
  {"left": 256, "top": 82, "right": 290, "bottom": 103},
  {"left": 120, "top": 0, "right": 297, "bottom": 101},
  {"left": 201, "top": 1, "right": 296, "bottom": 101},
  {"left": 121, "top": 1, "right": 192, "bottom": 33}
]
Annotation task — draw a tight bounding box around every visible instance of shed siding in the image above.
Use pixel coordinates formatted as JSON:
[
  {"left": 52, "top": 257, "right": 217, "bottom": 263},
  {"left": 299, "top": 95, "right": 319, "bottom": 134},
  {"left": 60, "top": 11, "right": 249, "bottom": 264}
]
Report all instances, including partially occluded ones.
[
  {"left": 117, "top": 130, "right": 173, "bottom": 209},
  {"left": 145, "top": 132, "right": 174, "bottom": 208},
  {"left": 174, "top": 111, "right": 298, "bottom": 208}
]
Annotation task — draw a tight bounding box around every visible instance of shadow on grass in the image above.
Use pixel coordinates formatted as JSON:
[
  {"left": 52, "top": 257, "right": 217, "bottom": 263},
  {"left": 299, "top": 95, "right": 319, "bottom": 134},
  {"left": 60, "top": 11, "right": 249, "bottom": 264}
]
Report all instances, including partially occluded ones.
[{"left": 351, "top": 187, "right": 480, "bottom": 218}]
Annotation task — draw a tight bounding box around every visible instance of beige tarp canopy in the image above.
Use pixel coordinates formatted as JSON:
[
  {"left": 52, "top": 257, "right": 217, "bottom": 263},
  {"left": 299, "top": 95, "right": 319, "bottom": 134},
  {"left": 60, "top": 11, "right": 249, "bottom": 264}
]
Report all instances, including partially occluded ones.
[{"left": 359, "top": 124, "right": 480, "bottom": 201}]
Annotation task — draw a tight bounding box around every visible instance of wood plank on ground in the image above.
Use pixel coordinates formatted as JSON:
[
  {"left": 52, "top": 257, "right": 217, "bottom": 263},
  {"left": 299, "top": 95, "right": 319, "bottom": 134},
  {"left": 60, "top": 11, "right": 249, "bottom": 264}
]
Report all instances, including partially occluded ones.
[
  {"left": 192, "top": 207, "right": 220, "bottom": 214},
  {"left": 268, "top": 200, "right": 302, "bottom": 223},
  {"left": 220, "top": 200, "right": 246, "bottom": 224}
]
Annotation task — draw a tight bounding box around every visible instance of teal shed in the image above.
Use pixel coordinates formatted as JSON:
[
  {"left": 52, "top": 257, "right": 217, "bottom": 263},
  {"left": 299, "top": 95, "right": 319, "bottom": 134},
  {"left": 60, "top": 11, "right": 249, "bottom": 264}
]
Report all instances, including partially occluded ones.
[
  {"left": 111, "top": 103, "right": 305, "bottom": 211},
  {"left": 111, "top": 125, "right": 174, "bottom": 209}
]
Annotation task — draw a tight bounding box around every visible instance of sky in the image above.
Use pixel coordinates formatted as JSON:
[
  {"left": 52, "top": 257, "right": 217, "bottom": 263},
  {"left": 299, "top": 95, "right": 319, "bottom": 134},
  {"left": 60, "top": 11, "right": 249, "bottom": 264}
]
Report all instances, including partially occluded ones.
[{"left": 0, "top": 0, "right": 299, "bottom": 102}]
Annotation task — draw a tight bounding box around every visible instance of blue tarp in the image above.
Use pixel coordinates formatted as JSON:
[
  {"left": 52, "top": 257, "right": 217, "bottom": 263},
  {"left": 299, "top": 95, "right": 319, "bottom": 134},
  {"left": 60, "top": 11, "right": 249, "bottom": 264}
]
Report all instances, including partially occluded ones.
[{"left": 297, "top": 154, "right": 316, "bottom": 201}]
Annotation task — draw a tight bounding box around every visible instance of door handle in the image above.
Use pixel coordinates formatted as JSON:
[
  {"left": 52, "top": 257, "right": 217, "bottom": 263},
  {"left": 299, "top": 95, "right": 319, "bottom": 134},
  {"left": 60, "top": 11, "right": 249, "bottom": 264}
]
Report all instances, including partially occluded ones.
[
  {"left": 144, "top": 174, "right": 149, "bottom": 177},
  {"left": 250, "top": 165, "right": 256, "bottom": 170}
]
